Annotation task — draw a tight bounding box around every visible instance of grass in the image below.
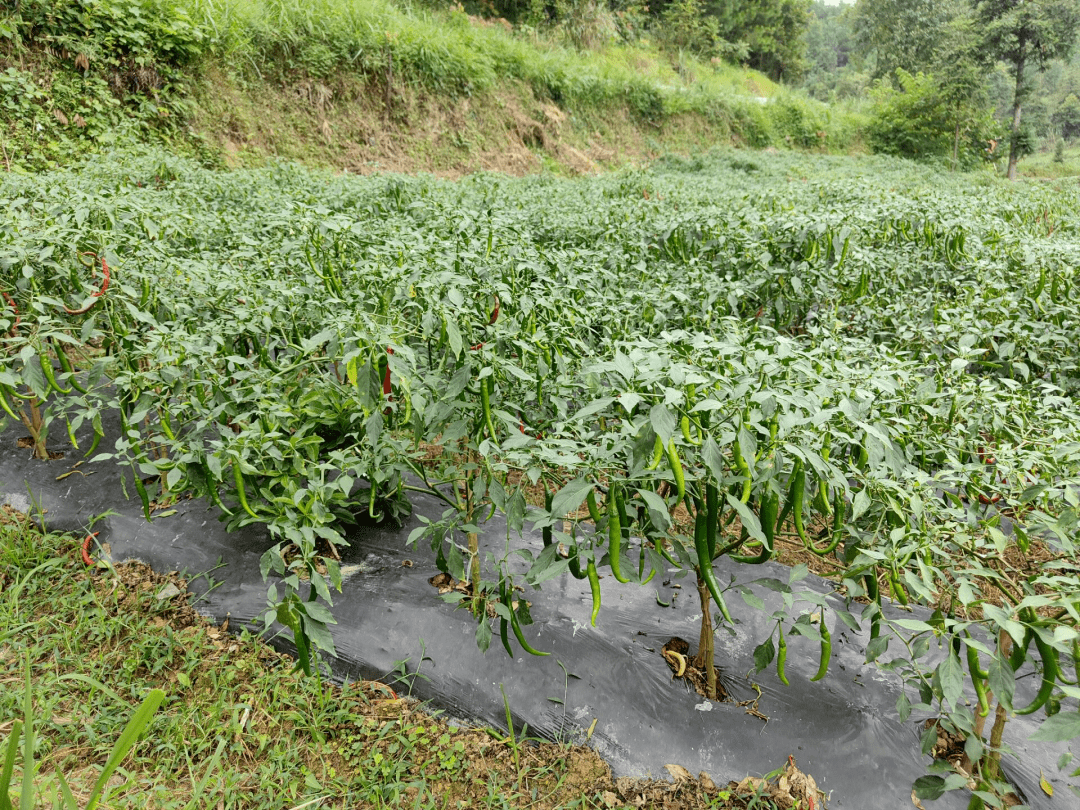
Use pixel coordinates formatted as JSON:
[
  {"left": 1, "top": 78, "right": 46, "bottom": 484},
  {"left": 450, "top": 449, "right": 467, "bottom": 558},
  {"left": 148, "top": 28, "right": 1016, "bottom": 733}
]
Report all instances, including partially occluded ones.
[
  {"left": 178, "top": 0, "right": 864, "bottom": 157},
  {"left": 0, "top": 0, "right": 867, "bottom": 172},
  {"left": 0, "top": 509, "right": 802, "bottom": 809},
  {"left": 1018, "top": 143, "right": 1080, "bottom": 179}
]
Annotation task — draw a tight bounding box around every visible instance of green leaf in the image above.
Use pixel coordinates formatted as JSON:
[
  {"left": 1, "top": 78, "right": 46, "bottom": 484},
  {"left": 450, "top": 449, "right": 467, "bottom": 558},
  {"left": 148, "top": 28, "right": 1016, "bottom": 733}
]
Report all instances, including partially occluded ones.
[
  {"left": 302, "top": 601, "right": 336, "bottom": 624},
  {"left": 912, "top": 775, "right": 946, "bottom": 800},
  {"left": 0, "top": 720, "right": 21, "bottom": 810},
  {"left": 725, "top": 493, "right": 764, "bottom": 543},
  {"left": 475, "top": 618, "right": 492, "bottom": 653},
  {"left": 1030, "top": 713, "right": 1080, "bottom": 743},
  {"left": 741, "top": 591, "right": 766, "bottom": 611},
  {"left": 987, "top": 654, "right": 1015, "bottom": 712},
  {"left": 570, "top": 398, "right": 615, "bottom": 422},
  {"left": 446, "top": 542, "right": 465, "bottom": 582},
  {"left": 701, "top": 437, "right": 726, "bottom": 485},
  {"left": 649, "top": 403, "right": 676, "bottom": 445},
  {"left": 445, "top": 317, "right": 462, "bottom": 359},
  {"left": 550, "top": 478, "right": 593, "bottom": 520},
  {"left": 937, "top": 651, "right": 964, "bottom": 709},
  {"left": 865, "top": 635, "right": 889, "bottom": 663},
  {"left": 896, "top": 692, "right": 911, "bottom": 722},
  {"left": 55, "top": 772, "right": 79, "bottom": 810},
  {"left": 636, "top": 488, "right": 671, "bottom": 532},
  {"left": 85, "top": 689, "right": 166, "bottom": 810},
  {"left": 20, "top": 657, "right": 32, "bottom": 810},
  {"left": 753, "top": 637, "right": 775, "bottom": 673}
]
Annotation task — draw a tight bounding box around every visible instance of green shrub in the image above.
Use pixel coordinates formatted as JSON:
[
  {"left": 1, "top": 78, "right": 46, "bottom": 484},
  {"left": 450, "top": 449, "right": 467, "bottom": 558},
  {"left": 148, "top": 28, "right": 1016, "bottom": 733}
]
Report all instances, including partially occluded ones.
[{"left": 866, "top": 68, "right": 996, "bottom": 168}]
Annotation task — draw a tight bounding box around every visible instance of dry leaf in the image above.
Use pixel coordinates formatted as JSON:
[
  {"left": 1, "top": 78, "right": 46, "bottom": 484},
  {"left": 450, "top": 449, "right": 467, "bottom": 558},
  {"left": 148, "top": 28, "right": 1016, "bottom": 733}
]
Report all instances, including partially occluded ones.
[
  {"left": 664, "top": 764, "right": 693, "bottom": 782},
  {"left": 1040, "top": 770, "right": 1053, "bottom": 797},
  {"left": 699, "top": 772, "right": 717, "bottom": 791}
]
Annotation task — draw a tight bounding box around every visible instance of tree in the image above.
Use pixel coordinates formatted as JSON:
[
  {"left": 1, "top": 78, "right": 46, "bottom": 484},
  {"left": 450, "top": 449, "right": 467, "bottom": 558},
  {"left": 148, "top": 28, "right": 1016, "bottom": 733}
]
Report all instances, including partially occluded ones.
[
  {"left": 1054, "top": 93, "right": 1080, "bottom": 139},
  {"left": 706, "top": 0, "right": 813, "bottom": 82},
  {"left": 976, "top": 0, "right": 1080, "bottom": 179},
  {"left": 851, "top": 0, "right": 965, "bottom": 79},
  {"left": 801, "top": 1, "right": 860, "bottom": 101},
  {"left": 935, "top": 12, "right": 993, "bottom": 168}
]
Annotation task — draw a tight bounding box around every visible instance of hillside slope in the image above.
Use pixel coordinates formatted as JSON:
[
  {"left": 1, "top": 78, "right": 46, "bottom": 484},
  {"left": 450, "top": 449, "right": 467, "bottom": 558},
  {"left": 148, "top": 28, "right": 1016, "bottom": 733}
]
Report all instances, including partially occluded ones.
[{"left": 0, "top": 0, "right": 865, "bottom": 174}]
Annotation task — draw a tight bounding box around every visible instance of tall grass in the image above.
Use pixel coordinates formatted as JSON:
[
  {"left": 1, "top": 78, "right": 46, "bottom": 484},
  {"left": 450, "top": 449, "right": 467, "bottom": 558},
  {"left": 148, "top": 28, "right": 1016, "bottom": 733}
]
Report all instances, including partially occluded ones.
[
  {"left": 172, "top": 0, "right": 860, "bottom": 146},
  {"left": 4, "top": 0, "right": 864, "bottom": 152}
]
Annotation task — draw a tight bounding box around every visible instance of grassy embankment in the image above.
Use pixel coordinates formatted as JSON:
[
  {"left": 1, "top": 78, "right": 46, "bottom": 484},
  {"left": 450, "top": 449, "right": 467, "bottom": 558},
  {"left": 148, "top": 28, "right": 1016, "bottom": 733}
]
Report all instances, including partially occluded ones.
[
  {"left": 0, "top": 511, "right": 808, "bottom": 809},
  {"left": 0, "top": 0, "right": 867, "bottom": 175}
]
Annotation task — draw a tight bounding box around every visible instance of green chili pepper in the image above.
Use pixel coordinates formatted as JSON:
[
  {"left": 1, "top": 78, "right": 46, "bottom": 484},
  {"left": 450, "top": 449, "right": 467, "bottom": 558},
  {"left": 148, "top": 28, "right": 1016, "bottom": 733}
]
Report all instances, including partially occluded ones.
[
  {"left": 733, "top": 488, "right": 778, "bottom": 564},
  {"left": 804, "top": 489, "right": 845, "bottom": 556},
  {"left": 667, "top": 439, "right": 686, "bottom": 502},
  {"left": 566, "top": 537, "right": 588, "bottom": 580},
  {"left": 208, "top": 478, "right": 235, "bottom": 517},
  {"left": 812, "top": 471, "right": 832, "bottom": 516},
  {"left": 1015, "top": 630, "right": 1058, "bottom": 716},
  {"left": 811, "top": 610, "right": 831, "bottom": 682},
  {"left": 233, "top": 462, "right": 260, "bottom": 520},
  {"left": 965, "top": 636, "right": 990, "bottom": 717},
  {"left": 54, "top": 342, "right": 88, "bottom": 394},
  {"left": 480, "top": 375, "right": 497, "bottom": 442},
  {"left": 499, "top": 613, "right": 514, "bottom": 658},
  {"left": 864, "top": 571, "right": 881, "bottom": 639},
  {"left": 159, "top": 408, "right": 176, "bottom": 441},
  {"left": 133, "top": 462, "right": 152, "bottom": 522},
  {"left": 680, "top": 415, "right": 701, "bottom": 446},
  {"left": 0, "top": 385, "right": 19, "bottom": 421},
  {"left": 695, "top": 503, "right": 732, "bottom": 624},
  {"left": 83, "top": 427, "right": 103, "bottom": 459},
  {"left": 889, "top": 571, "right": 909, "bottom": 606},
  {"left": 607, "top": 484, "right": 631, "bottom": 584},
  {"left": 705, "top": 482, "right": 719, "bottom": 559},
  {"left": 39, "top": 347, "right": 71, "bottom": 395},
  {"left": 791, "top": 460, "right": 811, "bottom": 548},
  {"left": 586, "top": 488, "right": 603, "bottom": 524},
  {"left": 139, "top": 275, "right": 151, "bottom": 309},
  {"left": 504, "top": 590, "right": 549, "bottom": 656},
  {"left": 587, "top": 557, "right": 601, "bottom": 626},
  {"left": 732, "top": 434, "right": 752, "bottom": 503},
  {"left": 647, "top": 434, "right": 663, "bottom": 470},
  {"left": 777, "top": 625, "right": 790, "bottom": 686},
  {"left": 542, "top": 487, "right": 553, "bottom": 548}
]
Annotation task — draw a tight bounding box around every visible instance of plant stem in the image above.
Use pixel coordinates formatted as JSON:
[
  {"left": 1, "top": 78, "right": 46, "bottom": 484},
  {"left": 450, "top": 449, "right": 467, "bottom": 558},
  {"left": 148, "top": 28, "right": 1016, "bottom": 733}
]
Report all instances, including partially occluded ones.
[
  {"left": 695, "top": 573, "right": 717, "bottom": 700},
  {"left": 27, "top": 395, "right": 48, "bottom": 460}
]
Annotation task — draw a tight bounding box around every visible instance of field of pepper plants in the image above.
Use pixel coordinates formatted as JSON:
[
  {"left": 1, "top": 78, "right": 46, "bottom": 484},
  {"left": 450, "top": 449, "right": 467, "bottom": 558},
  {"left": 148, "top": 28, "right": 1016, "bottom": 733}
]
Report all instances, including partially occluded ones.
[{"left": 2, "top": 147, "right": 1080, "bottom": 805}]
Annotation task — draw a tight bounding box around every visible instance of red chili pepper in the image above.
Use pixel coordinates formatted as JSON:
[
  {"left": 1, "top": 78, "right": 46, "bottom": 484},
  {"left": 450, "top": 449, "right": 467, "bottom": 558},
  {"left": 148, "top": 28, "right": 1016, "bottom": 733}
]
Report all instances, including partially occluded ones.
[
  {"left": 64, "top": 253, "right": 110, "bottom": 315},
  {"left": 489, "top": 295, "right": 500, "bottom": 324},
  {"left": 1, "top": 291, "right": 18, "bottom": 335},
  {"left": 81, "top": 531, "right": 99, "bottom": 566},
  {"left": 369, "top": 681, "right": 398, "bottom": 700},
  {"left": 383, "top": 347, "right": 393, "bottom": 396},
  {"left": 470, "top": 342, "right": 484, "bottom": 351},
  {"left": 978, "top": 493, "right": 1001, "bottom": 505}
]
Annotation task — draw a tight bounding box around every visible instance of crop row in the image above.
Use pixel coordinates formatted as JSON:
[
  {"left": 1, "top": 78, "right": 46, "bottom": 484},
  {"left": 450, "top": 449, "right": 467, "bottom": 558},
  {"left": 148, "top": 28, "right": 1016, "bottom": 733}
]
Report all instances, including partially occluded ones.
[{"left": 2, "top": 148, "right": 1080, "bottom": 802}]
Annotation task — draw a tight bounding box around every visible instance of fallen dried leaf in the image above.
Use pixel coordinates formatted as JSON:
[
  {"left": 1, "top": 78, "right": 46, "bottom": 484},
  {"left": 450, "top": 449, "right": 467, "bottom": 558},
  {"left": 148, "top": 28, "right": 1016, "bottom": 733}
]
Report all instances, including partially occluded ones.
[
  {"left": 664, "top": 764, "right": 693, "bottom": 782},
  {"left": 1040, "top": 770, "right": 1053, "bottom": 797}
]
